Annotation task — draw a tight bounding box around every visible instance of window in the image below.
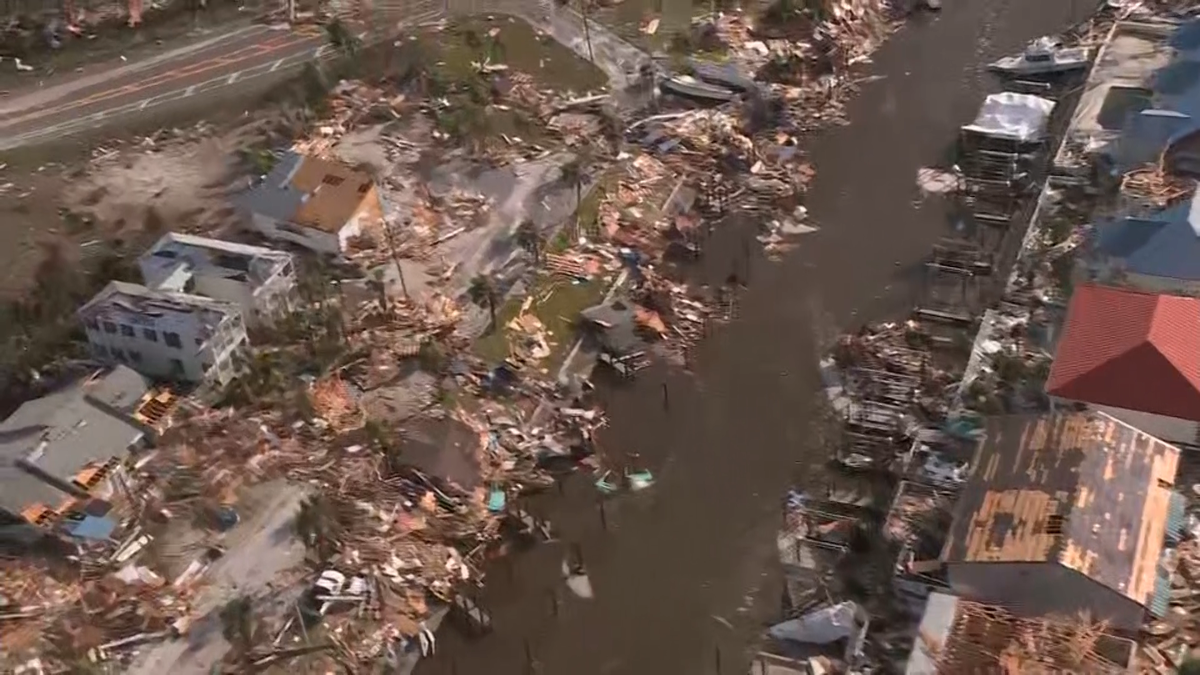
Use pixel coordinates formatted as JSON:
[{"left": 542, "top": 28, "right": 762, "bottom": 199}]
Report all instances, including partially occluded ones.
[
  {"left": 143, "top": 328, "right": 158, "bottom": 342},
  {"left": 120, "top": 324, "right": 135, "bottom": 337},
  {"left": 322, "top": 174, "right": 345, "bottom": 187},
  {"left": 85, "top": 318, "right": 99, "bottom": 330},
  {"left": 1045, "top": 514, "right": 1065, "bottom": 535},
  {"left": 103, "top": 321, "right": 117, "bottom": 334},
  {"left": 111, "top": 348, "right": 125, "bottom": 362},
  {"left": 164, "top": 332, "right": 182, "bottom": 349},
  {"left": 128, "top": 350, "right": 142, "bottom": 363}
]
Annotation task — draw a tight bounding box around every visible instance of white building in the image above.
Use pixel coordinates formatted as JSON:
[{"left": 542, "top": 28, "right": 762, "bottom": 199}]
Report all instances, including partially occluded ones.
[
  {"left": 139, "top": 233, "right": 297, "bottom": 326},
  {"left": 78, "top": 281, "right": 247, "bottom": 385},
  {"left": 236, "top": 151, "right": 384, "bottom": 255}
]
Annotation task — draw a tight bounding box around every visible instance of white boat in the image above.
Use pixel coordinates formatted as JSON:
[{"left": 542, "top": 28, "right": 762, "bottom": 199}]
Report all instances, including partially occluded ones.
[{"left": 989, "top": 37, "right": 1090, "bottom": 76}]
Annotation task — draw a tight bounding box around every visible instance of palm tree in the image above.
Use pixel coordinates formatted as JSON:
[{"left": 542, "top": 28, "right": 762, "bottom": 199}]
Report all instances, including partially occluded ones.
[
  {"left": 560, "top": 158, "right": 586, "bottom": 214},
  {"left": 468, "top": 274, "right": 500, "bottom": 330},
  {"left": 580, "top": 0, "right": 594, "bottom": 63},
  {"left": 219, "top": 595, "right": 256, "bottom": 663},
  {"left": 294, "top": 494, "right": 341, "bottom": 560},
  {"left": 324, "top": 18, "right": 361, "bottom": 60},
  {"left": 369, "top": 269, "right": 389, "bottom": 310},
  {"left": 515, "top": 219, "right": 544, "bottom": 267}
]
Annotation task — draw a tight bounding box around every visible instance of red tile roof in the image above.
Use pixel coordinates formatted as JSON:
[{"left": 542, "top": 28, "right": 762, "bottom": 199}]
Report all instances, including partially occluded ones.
[{"left": 1046, "top": 284, "right": 1200, "bottom": 421}]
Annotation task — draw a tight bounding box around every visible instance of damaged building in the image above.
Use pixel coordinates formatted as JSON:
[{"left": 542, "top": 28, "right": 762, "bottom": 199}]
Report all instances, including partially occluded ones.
[
  {"left": 0, "top": 366, "right": 171, "bottom": 538},
  {"left": 78, "top": 281, "right": 248, "bottom": 385},
  {"left": 138, "top": 233, "right": 297, "bottom": 327},
  {"left": 236, "top": 151, "right": 384, "bottom": 255},
  {"left": 939, "top": 410, "right": 1184, "bottom": 632},
  {"left": 906, "top": 591, "right": 1138, "bottom": 674}
]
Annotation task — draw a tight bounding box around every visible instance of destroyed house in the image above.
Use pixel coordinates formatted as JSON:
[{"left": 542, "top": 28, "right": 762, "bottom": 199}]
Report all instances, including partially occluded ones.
[
  {"left": 139, "top": 233, "right": 297, "bottom": 327},
  {"left": 885, "top": 480, "right": 955, "bottom": 616},
  {"left": 79, "top": 281, "right": 247, "bottom": 386},
  {"left": 940, "top": 411, "right": 1183, "bottom": 632},
  {"left": 1045, "top": 284, "right": 1200, "bottom": 449},
  {"left": 1086, "top": 191, "right": 1200, "bottom": 296},
  {"left": 906, "top": 592, "right": 1137, "bottom": 674},
  {"left": 0, "top": 366, "right": 152, "bottom": 531},
  {"left": 1105, "top": 19, "right": 1200, "bottom": 172},
  {"left": 236, "top": 151, "right": 383, "bottom": 255}
]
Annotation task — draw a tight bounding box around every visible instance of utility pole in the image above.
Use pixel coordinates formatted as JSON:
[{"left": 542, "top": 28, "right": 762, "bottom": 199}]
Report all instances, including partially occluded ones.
[{"left": 287, "top": 0, "right": 295, "bottom": 23}]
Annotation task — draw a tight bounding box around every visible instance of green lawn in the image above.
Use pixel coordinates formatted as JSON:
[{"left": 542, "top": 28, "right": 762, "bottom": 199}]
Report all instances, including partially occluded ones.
[{"left": 474, "top": 274, "right": 611, "bottom": 372}]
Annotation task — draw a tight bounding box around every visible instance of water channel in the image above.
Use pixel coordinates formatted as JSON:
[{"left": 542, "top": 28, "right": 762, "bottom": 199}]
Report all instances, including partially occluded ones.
[{"left": 417, "top": 1, "right": 1100, "bottom": 673}]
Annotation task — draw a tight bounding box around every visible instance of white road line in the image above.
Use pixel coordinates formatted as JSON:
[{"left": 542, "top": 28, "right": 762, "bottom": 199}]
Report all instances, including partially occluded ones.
[
  {"left": 315, "top": 45, "right": 329, "bottom": 57},
  {"left": 185, "top": 85, "right": 197, "bottom": 96},
  {"left": 227, "top": 72, "right": 240, "bottom": 85},
  {"left": 270, "top": 58, "right": 284, "bottom": 72},
  {"left": 139, "top": 99, "right": 149, "bottom": 111}
]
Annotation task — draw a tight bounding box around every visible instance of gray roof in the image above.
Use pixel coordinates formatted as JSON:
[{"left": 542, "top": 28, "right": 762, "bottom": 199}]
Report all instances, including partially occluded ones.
[
  {"left": 580, "top": 299, "right": 644, "bottom": 355},
  {"left": 84, "top": 365, "right": 152, "bottom": 414},
  {"left": 140, "top": 232, "right": 293, "bottom": 289},
  {"left": 234, "top": 151, "right": 307, "bottom": 221},
  {"left": 0, "top": 368, "right": 147, "bottom": 516},
  {"left": 906, "top": 592, "right": 958, "bottom": 675},
  {"left": 78, "top": 280, "right": 239, "bottom": 320},
  {"left": 1095, "top": 192, "right": 1200, "bottom": 280}
]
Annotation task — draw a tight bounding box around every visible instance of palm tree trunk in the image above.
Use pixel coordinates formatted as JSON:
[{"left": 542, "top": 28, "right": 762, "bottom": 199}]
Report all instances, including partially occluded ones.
[
  {"left": 487, "top": 297, "right": 497, "bottom": 329},
  {"left": 382, "top": 223, "right": 410, "bottom": 299},
  {"left": 580, "top": 0, "right": 594, "bottom": 63}
]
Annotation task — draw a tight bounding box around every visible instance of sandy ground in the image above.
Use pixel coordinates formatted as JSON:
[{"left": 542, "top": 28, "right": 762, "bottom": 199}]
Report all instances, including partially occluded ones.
[{"left": 63, "top": 130, "right": 246, "bottom": 237}]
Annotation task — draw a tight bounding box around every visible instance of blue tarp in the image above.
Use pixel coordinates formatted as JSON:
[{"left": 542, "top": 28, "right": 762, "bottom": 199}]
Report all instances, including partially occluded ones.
[
  {"left": 67, "top": 515, "right": 117, "bottom": 541},
  {"left": 487, "top": 488, "right": 507, "bottom": 513}
]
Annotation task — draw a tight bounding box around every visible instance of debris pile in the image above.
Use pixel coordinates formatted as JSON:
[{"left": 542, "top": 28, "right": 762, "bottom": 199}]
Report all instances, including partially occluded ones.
[{"left": 0, "top": 558, "right": 191, "bottom": 669}]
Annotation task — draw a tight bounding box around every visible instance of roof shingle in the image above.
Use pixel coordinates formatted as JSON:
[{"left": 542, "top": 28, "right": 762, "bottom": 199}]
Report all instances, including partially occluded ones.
[{"left": 1046, "top": 284, "right": 1200, "bottom": 420}]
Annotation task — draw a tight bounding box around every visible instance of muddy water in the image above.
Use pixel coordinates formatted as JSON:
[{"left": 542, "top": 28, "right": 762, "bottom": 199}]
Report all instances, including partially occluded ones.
[{"left": 417, "top": 2, "right": 1099, "bottom": 674}]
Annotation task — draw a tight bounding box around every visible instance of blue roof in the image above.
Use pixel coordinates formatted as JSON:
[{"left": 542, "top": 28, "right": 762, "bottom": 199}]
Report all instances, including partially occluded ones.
[
  {"left": 1109, "top": 20, "right": 1200, "bottom": 168},
  {"left": 1093, "top": 192, "right": 1200, "bottom": 280},
  {"left": 65, "top": 515, "right": 117, "bottom": 541}
]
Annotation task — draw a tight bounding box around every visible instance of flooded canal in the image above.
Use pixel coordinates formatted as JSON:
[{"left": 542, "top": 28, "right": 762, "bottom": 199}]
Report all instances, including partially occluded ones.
[{"left": 417, "top": 1, "right": 1100, "bottom": 673}]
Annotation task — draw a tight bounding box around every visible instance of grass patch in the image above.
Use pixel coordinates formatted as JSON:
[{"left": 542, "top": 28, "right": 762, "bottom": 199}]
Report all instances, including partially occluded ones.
[{"left": 473, "top": 274, "right": 611, "bottom": 371}]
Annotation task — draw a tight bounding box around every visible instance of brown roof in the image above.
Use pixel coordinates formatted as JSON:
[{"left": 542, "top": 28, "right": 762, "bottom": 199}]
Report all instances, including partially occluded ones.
[
  {"left": 941, "top": 411, "right": 1179, "bottom": 608},
  {"left": 289, "top": 155, "right": 376, "bottom": 233},
  {"left": 1046, "top": 284, "right": 1200, "bottom": 421}
]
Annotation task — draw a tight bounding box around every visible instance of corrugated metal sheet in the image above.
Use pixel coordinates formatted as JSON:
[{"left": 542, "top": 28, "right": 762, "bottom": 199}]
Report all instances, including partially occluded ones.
[
  {"left": 1149, "top": 572, "right": 1172, "bottom": 618},
  {"left": 1166, "top": 490, "right": 1188, "bottom": 543}
]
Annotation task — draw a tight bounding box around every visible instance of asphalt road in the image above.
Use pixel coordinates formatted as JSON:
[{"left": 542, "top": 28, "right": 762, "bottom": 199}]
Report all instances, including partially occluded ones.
[{"left": 0, "top": 8, "right": 443, "bottom": 150}]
